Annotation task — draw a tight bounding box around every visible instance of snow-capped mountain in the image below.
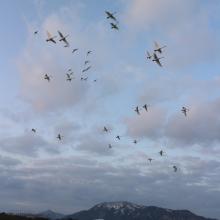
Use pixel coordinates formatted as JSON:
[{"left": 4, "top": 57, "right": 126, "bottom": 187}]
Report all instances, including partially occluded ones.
[{"left": 65, "top": 201, "right": 216, "bottom": 220}]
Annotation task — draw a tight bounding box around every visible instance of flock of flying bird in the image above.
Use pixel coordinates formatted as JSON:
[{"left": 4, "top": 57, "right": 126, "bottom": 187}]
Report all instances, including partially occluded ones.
[{"left": 31, "top": 11, "right": 190, "bottom": 174}]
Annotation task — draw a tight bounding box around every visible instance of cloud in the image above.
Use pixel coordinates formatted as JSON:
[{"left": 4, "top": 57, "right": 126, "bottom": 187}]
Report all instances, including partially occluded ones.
[
  {"left": 125, "top": 106, "right": 167, "bottom": 140},
  {"left": 165, "top": 97, "right": 220, "bottom": 146},
  {"left": 0, "top": 133, "right": 60, "bottom": 157},
  {"left": 0, "top": 155, "right": 219, "bottom": 218},
  {"left": 124, "top": 0, "right": 220, "bottom": 69}
]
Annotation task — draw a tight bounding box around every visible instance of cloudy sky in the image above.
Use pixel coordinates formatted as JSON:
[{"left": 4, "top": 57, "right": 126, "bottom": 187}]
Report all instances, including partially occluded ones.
[{"left": 1, "top": 0, "right": 220, "bottom": 218}]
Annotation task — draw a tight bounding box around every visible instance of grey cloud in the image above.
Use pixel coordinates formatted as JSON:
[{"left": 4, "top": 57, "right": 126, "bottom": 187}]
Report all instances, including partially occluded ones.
[
  {"left": 0, "top": 133, "right": 60, "bottom": 157},
  {"left": 0, "top": 155, "right": 219, "bottom": 218}
]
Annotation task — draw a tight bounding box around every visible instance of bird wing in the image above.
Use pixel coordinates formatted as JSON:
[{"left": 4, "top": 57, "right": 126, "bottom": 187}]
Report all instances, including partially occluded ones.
[
  {"left": 47, "top": 31, "right": 52, "bottom": 38},
  {"left": 51, "top": 38, "right": 56, "bottom": 44},
  {"left": 154, "top": 41, "right": 160, "bottom": 49},
  {"left": 156, "top": 59, "right": 162, "bottom": 67},
  {"left": 147, "top": 51, "right": 151, "bottom": 57},
  {"left": 58, "top": 30, "right": 64, "bottom": 38}
]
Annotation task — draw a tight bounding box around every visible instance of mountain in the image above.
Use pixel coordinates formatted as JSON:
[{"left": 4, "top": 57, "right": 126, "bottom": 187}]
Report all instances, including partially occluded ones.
[
  {"left": 65, "top": 201, "right": 217, "bottom": 220},
  {"left": 37, "top": 210, "right": 64, "bottom": 220}
]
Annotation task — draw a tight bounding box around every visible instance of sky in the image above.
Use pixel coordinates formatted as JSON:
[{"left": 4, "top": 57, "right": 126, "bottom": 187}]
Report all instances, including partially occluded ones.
[{"left": 0, "top": 0, "right": 220, "bottom": 219}]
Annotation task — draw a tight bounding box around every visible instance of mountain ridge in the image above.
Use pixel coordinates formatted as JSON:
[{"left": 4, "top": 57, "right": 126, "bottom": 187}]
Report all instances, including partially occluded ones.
[{"left": 65, "top": 201, "right": 217, "bottom": 220}]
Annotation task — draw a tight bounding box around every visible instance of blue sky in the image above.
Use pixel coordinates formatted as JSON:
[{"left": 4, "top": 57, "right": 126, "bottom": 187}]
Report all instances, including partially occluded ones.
[{"left": 0, "top": 0, "right": 220, "bottom": 219}]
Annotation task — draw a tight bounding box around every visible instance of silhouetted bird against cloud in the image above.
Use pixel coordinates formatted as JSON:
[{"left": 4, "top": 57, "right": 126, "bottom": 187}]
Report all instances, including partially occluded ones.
[
  {"left": 72, "top": 48, "right": 78, "bottom": 53},
  {"left": 110, "top": 23, "right": 119, "bottom": 30},
  {"left": 135, "top": 106, "right": 140, "bottom": 115},
  {"left": 173, "top": 166, "right": 178, "bottom": 172},
  {"left": 181, "top": 106, "right": 189, "bottom": 117},
  {"left": 66, "top": 73, "right": 73, "bottom": 81},
  {"left": 34, "top": 31, "right": 38, "bottom": 35},
  {"left": 44, "top": 74, "right": 51, "bottom": 82},
  {"left": 148, "top": 158, "right": 153, "bottom": 163},
  {"left": 46, "top": 31, "right": 57, "bottom": 44},
  {"left": 133, "top": 140, "right": 137, "bottom": 144},
  {"left": 80, "top": 77, "right": 88, "bottom": 81},
  {"left": 143, "top": 104, "right": 149, "bottom": 112},
  {"left": 154, "top": 41, "right": 166, "bottom": 54},
  {"left": 159, "top": 150, "right": 164, "bottom": 156},
  {"left": 152, "top": 53, "right": 163, "bottom": 67},
  {"left": 116, "top": 135, "right": 121, "bottom": 140},
  {"left": 103, "top": 126, "right": 109, "bottom": 132},
  {"left": 58, "top": 30, "right": 69, "bottom": 47},
  {"left": 105, "top": 11, "right": 117, "bottom": 22},
  {"left": 87, "top": 50, "right": 92, "bottom": 56},
  {"left": 31, "top": 128, "right": 36, "bottom": 133},
  {"left": 108, "top": 144, "right": 112, "bottom": 149},
  {"left": 84, "top": 60, "right": 90, "bottom": 66},
  {"left": 147, "top": 51, "right": 152, "bottom": 60},
  {"left": 82, "top": 66, "right": 91, "bottom": 73},
  {"left": 57, "top": 134, "right": 63, "bottom": 141}
]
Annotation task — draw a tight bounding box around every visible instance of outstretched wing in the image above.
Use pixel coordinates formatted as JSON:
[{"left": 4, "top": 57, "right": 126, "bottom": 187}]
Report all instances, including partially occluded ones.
[
  {"left": 51, "top": 38, "right": 56, "bottom": 44},
  {"left": 154, "top": 41, "right": 160, "bottom": 49},
  {"left": 47, "top": 31, "right": 52, "bottom": 38},
  {"left": 156, "top": 59, "right": 162, "bottom": 67},
  {"left": 63, "top": 39, "right": 69, "bottom": 47},
  {"left": 58, "top": 30, "right": 64, "bottom": 38}
]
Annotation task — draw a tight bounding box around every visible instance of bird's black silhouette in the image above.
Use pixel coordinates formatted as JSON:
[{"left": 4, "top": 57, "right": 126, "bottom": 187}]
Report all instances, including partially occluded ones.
[
  {"left": 110, "top": 23, "right": 119, "bottom": 30},
  {"left": 154, "top": 41, "right": 166, "bottom": 54},
  {"left": 46, "top": 31, "right": 57, "bottom": 44},
  {"left": 105, "top": 11, "right": 117, "bottom": 22},
  {"left": 135, "top": 106, "right": 140, "bottom": 115},
  {"left": 44, "top": 74, "right": 51, "bottom": 82},
  {"left": 181, "top": 106, "right": 189, "bottom": 116},
  {"left": 58, "top": 30, "right": 69, "bottom": 47},
  {"left": 72, "top": 48, "right": 78, "bottom": 53},
  {"left": 143, "top": 104, "right": 149, "bottom": 112}
]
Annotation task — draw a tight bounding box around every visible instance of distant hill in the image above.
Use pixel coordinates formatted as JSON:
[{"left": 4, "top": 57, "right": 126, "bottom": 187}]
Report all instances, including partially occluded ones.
[
  {"left": 65, "top": 201, "right": 217, "bottom": 220},
  {"left": 0, "top": 212, "right": 47, "bottom": 220},
  {"left": 36, "top": 210, "right": 65, "bottom": 220}
]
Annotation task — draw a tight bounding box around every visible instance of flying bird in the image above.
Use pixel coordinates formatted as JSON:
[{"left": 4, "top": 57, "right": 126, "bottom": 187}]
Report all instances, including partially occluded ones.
[
  {"left": 44, "top": 74, "right": 51, "bottom": 82},
  {"left": 66, "top": 73, "right": 74, "bottom": 81},
  {"left": 173, "top": 166, "right": 178, "bottom": 172},
  {"left": 181, "top": 106, "right": 189, "bottom": 117},
  {"left": 103, "top": 127, "right": 109, "bottom": 132},
  {"left": 34, "top": 31, "right": 38, "bottom": 35},
  {"left": 154, "top": 41, "right": 166, "bottom": 54},
  {"left": 133, "top": 140, "right": 138, "bottom": 144},
  {"left": 31, "top": 128, "right": 36, "bottom": 133},
  {"left": 58, "top": 30, "right": 69, "bottom": 47},
  {"left": 148, "top": 158, "right": 153, "bottom": 163},
  {"left": 152, "top": 53, "right": 163, "bottom": 67},
  {"left": 72, "top": 48, "right": 78, "bottom": 53},
  {"left": 108, "top": 144, "right": 112, "bottom": 149},
  {"left": 57, "top": 134, "right": 63, "bottom": 141},
  {"left": 116, "top": 135, "right": 121, "bottom": 140},
  {"left": 110, "top": 23, "right": 119, "bottom": 30},
  {"left": 147, "top": 51, "right": 152, "bottom": 59},
  {"left": 82, "top": 66, "right": 92, "bottom": 73},
  {"left": 135, "top": 106, "right": 140, "bottom": 115},
  {"left": 159, "top": 150, "right": 164, "bottom": 156},
  {"left": 80, "top": 77, "right": 88, "bottom": 81},
  {"left": 143, "top": 104, "right": 149, "bottom": 112},
  {"left": 84, "top": 60, "right": 90, "bottom": 66},
  {"left": 87, "top": 50, "right": 92, "bottom": 56},
  {"left": 46, "top": 31, "right": 57, "bottom": 44},
  {"left": 105, "top": 11, "right": 117, "bottom": 22}
]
